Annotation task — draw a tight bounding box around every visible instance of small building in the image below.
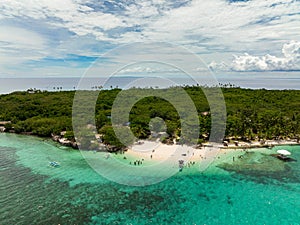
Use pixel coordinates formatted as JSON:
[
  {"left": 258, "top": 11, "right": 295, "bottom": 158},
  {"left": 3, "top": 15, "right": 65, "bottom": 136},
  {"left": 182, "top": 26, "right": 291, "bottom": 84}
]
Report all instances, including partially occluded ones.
[{"left": 0, "top": 121, "right": 11, "bottom": 132}]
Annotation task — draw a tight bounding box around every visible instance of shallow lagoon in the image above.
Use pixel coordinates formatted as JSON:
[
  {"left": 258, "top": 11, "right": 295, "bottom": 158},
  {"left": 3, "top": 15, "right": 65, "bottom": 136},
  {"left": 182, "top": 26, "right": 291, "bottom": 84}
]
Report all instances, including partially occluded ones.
[{"left": 1, "top": 133, "right": 300, "bottom": 224}]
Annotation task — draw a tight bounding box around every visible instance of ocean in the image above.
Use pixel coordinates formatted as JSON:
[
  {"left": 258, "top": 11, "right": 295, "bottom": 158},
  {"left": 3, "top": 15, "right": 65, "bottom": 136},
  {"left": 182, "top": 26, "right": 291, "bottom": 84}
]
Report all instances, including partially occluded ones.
[
  {"left": 1, "top": 133, "right": 300, "bottom": 224},
  {"left": 1, "top": 72, "right": 300, "bottom": 94}
]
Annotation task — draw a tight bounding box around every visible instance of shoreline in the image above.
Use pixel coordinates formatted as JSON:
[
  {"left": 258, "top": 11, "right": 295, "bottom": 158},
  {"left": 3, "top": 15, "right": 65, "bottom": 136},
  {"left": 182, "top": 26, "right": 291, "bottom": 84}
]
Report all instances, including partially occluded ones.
[
  {"left": 3, "top": 129, "right": 299, "bottom": 151},
  {"left": 2, "top": 132, "right": 299, "bottom": 175},
  {"left": 116, "top": 139, "right": 300, "bottom": 170},
  {"left": 220, "top": 139, "right": 299, "bottom": 150}
]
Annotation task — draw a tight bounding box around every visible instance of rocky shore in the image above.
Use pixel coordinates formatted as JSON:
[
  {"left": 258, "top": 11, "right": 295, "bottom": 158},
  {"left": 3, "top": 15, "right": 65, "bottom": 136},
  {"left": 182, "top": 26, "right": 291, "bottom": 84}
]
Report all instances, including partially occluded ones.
[{"left": 51, "top": 133, "right": 78, "bottom": 149}]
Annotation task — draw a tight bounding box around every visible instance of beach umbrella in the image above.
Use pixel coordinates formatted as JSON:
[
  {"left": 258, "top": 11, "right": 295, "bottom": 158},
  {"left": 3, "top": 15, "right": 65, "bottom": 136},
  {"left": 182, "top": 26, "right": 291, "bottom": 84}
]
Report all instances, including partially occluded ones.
[{"left": 277, "top": 149, "right": 291, "bottom": 155}]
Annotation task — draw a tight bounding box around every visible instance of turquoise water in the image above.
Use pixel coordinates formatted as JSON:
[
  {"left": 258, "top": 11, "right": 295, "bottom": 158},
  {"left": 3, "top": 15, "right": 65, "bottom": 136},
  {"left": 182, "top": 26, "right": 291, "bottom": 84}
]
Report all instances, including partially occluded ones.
[{"left": 1, "top": 133, "right": 300, "bottom": 224}]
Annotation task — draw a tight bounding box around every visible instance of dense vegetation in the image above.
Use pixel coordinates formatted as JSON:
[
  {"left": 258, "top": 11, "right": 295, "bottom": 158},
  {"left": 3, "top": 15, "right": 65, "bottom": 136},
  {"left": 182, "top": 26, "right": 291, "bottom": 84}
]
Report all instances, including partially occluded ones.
[{"left": 1, "top": 87, "right": 300, "bottom": 149}]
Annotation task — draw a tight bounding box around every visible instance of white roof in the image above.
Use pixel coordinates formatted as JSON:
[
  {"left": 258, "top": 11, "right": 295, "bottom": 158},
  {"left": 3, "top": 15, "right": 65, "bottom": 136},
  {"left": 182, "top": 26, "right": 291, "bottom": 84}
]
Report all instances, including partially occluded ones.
[{"left": 277, "top": 149, "right": 291, "bottom": 155}]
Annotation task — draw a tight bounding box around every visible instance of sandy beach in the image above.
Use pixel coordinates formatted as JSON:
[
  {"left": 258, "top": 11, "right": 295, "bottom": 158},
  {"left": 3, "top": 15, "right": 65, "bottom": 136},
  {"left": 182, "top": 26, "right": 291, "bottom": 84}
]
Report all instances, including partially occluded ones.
[
  {"left": 121, "top": 140, "right": 224, "bottom": 171},
  {"left": 120, "top": 139, "right": 300, "bottom": 170}
]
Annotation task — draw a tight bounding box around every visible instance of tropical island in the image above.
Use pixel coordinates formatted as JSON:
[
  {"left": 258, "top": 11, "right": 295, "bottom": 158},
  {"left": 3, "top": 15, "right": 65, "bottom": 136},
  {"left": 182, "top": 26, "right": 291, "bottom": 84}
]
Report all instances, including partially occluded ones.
[
  {"left": 0, "top": 86, "right": 300, "bottom": 152},
  {"left": 1, "top": 85, "right": 299, "bottom": 223}
]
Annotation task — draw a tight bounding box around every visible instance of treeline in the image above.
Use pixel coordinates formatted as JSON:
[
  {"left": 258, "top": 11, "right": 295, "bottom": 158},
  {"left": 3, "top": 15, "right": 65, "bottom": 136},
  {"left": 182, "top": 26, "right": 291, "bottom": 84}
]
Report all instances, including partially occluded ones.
[
  {"left": 0, "top": 87, "right": 300, "bottom": 148},
  {"left": 0, "top": 91, "right": 74, "bottom": 137}
]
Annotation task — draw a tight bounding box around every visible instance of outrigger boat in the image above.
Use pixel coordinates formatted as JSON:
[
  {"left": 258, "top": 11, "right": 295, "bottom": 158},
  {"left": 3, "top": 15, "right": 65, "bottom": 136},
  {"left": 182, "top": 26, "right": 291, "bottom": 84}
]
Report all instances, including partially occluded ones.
[
  {"left": 49, "top": 161, "right": 60, "bottom": 167},
  {"left": 271, "top": 149, "right": 297, "bottom": 162},
  {"left": 276, "top": 154, "right": 294, "bottom": 162}
]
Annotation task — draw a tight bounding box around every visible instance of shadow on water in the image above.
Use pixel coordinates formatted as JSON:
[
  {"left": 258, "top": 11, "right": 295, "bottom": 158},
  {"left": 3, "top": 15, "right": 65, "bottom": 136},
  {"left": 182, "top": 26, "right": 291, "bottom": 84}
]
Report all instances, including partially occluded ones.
[{"left": 217, "top": 151, "right": 300, "bottom": 185}]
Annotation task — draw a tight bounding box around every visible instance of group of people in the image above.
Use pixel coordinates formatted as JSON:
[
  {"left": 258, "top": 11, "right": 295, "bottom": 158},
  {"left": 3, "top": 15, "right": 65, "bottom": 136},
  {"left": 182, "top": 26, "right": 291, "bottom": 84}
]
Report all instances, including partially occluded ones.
[
  {"left": 129, "top": 159, "right": 144, "bottom": 166},
  {"left": 185, "top": 161, "right": 196, "bottom": 167}
]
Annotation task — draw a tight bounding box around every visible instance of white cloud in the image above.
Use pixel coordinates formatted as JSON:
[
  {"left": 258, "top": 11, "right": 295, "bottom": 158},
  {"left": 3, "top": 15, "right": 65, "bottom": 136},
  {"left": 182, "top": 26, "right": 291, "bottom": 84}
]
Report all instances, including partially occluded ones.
[
  {"left": 0, "top": 0, "right": 300, "bottom": 77},
  {"left": 0, "top": 26, "right": 45, "bottom": 50},
  {"left": 0, "top": 26, "right": 47, "bottom": 68},
  {"left": 119, "top": 66, "right": 157, "bottom": 74},
  {"left": 117, "top": 64, "right": 180, "bottom": 75},
  {"left": 210, "top": 41, "right": 300, "bottom": 72},
  {"left": 0, "top": 0, "right": 126, "bottom": 41},
  {"left": 282, "top": 40, "right": 300, "bottom": 59},
  {"left": 2, "top": 0, "right": 298, "bottom": 47},
  {"left": 208, "top": 61, "right": 229, "bottom": 71},
  {"left": 1, "top": 1, "right": 299, "bottom": 45}
]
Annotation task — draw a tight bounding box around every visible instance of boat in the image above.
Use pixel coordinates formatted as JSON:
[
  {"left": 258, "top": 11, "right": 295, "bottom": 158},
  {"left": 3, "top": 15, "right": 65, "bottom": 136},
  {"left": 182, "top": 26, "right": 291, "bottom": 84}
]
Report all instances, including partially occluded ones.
[
  {"left": 274, "top": 154, "right": 296, "bottom": 162},
  {"left": 276, "top": 154, "right": 292, "bottom": 161},
  {"left": 271, "top": 149, "right": 297, "bottom": 162},
  {"left": 49, "top": 161, "right": 60, "bottom": 167},
  {"left": 277, "top": 149, "right": 291, "bottom": 155}
]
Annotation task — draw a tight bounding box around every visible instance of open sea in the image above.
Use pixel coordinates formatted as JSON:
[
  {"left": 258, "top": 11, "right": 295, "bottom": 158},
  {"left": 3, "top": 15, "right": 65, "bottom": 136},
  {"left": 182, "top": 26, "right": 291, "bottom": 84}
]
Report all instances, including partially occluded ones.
[
  {"left": 1, "top": 72, "right": 300, "bottom": 94},
  {"left": 1, "top": 133, "right": 300, "bottom": 224}
]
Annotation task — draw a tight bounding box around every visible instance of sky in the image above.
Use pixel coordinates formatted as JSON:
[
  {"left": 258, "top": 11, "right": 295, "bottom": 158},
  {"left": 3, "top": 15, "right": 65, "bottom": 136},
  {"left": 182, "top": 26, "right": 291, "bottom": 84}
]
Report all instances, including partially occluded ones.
[{"left": 0, "top": 0, "right": 299, "bottom": 78}]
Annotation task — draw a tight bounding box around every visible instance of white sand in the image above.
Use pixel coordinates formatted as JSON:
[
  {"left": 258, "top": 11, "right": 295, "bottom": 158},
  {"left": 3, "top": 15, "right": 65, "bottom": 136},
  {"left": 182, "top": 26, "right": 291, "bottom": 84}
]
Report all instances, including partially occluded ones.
[
  {"left": 124, "top": 139, "right": 299, "bottom": 164},
  {"left": 123, "top": 140, "right": 224, "bottom": 169},
  {"left": 127, "top": 140, "right": 198, "bottom": 162},
  {"left": 117, "top": 139, "right": 300, "bottom": 173}
]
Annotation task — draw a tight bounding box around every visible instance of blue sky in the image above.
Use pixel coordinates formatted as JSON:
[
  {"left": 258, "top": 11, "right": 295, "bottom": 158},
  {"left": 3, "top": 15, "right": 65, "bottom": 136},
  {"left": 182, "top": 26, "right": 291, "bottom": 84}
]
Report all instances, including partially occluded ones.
[{"left": 0, "top": 0, "right": 299, "bottom": 77}]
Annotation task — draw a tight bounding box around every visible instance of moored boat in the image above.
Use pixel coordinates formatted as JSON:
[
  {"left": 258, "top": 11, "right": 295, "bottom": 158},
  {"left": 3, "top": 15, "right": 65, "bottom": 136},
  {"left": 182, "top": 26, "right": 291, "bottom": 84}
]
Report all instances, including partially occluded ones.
[{"left": 49, "top": 161, "right": 60, "bottom": 167}]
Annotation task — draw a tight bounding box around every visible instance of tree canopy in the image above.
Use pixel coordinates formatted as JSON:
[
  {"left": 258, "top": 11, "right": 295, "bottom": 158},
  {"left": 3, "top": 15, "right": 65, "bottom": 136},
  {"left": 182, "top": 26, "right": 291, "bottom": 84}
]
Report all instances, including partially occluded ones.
[{"left": 1, "top": 87, "right": 300, "bottom": 149}]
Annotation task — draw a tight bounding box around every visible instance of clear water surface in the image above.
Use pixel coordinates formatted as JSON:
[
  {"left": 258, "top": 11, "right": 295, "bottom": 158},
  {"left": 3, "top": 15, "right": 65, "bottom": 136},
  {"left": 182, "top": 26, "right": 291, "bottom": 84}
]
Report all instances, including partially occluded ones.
[{"left": 1, "top": 133, "right": 300, "bottom": 224}]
